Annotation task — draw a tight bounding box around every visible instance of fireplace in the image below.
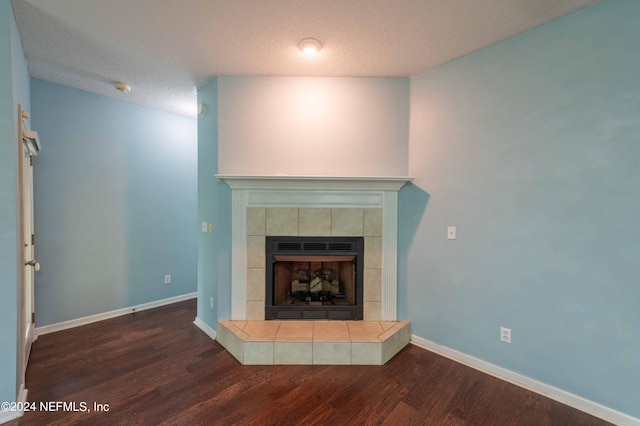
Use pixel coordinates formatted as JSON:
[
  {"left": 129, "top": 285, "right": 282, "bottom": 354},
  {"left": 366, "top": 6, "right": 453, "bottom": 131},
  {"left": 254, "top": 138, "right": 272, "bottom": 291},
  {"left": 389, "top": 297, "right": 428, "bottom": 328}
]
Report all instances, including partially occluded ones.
[
  {"left": 265, "top": 236, "right": 364, "bottom": 320},
  {"left": 209, "top": 176, "right": 413, "bottom": 365},
  {"left": 216, "top": 175, "right": 413, "bottom": 321}
]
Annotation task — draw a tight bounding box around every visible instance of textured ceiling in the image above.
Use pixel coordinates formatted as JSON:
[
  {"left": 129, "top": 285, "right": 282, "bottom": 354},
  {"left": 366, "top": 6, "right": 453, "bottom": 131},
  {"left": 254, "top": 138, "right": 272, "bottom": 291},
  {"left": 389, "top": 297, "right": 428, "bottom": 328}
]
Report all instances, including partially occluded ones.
[{"left": 11, "top": 0, "right": 597, "bottom": 116}]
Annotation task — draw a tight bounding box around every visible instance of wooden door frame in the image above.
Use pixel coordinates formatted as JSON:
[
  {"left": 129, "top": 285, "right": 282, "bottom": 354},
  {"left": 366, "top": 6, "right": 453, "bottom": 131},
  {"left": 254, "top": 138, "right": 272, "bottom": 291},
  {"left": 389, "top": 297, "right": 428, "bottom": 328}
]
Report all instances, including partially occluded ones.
[{"left": 17, "top": 103, "right": 39, "bottom": 400}]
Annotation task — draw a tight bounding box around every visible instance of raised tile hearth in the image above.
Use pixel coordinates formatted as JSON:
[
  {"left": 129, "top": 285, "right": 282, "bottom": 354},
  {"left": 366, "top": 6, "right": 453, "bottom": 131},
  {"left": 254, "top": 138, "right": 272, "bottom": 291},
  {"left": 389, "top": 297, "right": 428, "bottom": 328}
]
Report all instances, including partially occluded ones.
[{"left": 217, "top": 320, "right": 411, "bottom": 365}]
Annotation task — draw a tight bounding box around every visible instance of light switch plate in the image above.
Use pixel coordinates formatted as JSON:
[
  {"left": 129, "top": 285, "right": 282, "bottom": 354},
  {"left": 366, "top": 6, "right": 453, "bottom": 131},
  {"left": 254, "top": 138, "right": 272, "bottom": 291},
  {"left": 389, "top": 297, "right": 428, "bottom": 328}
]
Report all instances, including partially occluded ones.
[{"left": 201, "top": 222, "right": 208, "bottom": 233}]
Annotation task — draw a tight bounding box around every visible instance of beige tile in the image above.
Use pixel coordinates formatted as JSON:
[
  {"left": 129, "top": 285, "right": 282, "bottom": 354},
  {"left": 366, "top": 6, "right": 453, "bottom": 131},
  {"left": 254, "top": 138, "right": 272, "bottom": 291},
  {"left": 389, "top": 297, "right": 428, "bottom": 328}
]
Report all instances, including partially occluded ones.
[
  {"left": 219, "top": 321, "right": 249, "bottom": 340},
  {"left": 364, "top": 237, "right": 382, "bottom": 268},
  {"left": 363, "top": 268, "right": 382, "bottom": 301},
  {"left": 247, "top": 208, "right": 266, "bottom": 236},
  {"left": 363, "top": 301, "right": 382, "bottom": 321},
  {"left": 246, "top": 268, "right": 265, "bottom": 301},
  {"left": 299, "top": 209, "right": 331, "bottom": 236},
  {"left": 331, "top": 209, "right": 363, "bottom": 236},
  {"left": 246, "top": 301, "right": 265, "bottom": 321},
  {"left": 244, "top": 341, "right": 274, "bottom": 365},
  {"left": 215, "top": 322, "right": 231, "bottom": 348},
  {"left": 380, "top": 321, "right": 397, "bottom": 332},
  {"left": 313, "top": 321, "right": 350, "bottom": 341},
  {"left": 217, "top": 326, "right": 245, "bottom": 363},
  {"left": 313, "top": 342, "right": 351, "bottom": 365},
  {"left": 244, "top": 321, "right": 281, "bottom": 340},
  {"left": 218, "top": 320, "right": 241, "bottom": 331},
  {"left": 381, "top": 324, "right": 411, "bottom": 364},
  {"left": 247, "top": 236, "right": 265, "bottom": 268},
  {"left": 364, "top": 209, "right": 382, "bottom": 236},
  {"left": 231, "top": 321, "right": 248, "bottom": 330},
  {"left": 379, "top": 321, "right": 411, "bottom": 342},
  {"left": 347, "top": 321, "right": 384, "bottom": 342},
  {"left": 274, "top": 342, "right": 312, "bottom": 364},
  {"left": 266, "top": 208, "right": 299, "bottom": 236},
  {"left": 351, "top": 342, "right": 382, "bottom": 365},
  {"left": 276, "top": 321, "right": 313, "bottom": 341},
  {"left": 275, "top": 335, "right": 316, "bottom": 342}
]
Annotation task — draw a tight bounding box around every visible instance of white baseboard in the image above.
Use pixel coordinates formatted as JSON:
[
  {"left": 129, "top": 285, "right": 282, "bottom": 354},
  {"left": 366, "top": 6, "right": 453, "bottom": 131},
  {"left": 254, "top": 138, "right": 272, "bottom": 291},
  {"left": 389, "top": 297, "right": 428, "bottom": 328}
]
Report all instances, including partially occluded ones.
[
  {"left": 411, "top": 335, "right": 639, "bottom": 426},
  {"left": 36, "top": 292, "right": 197, "bottom": 336},
  {"left": 0, "top": 410, "right": 21, "bottom": 425},
  {"left": 194, "top": 317, "right": 217, "bottom": 340},
  {"left": 0, "top": 387, "right": 28, "bottom": 425},
  {"left": 18, "top": 385, "right": 28, "bottom": 406}
]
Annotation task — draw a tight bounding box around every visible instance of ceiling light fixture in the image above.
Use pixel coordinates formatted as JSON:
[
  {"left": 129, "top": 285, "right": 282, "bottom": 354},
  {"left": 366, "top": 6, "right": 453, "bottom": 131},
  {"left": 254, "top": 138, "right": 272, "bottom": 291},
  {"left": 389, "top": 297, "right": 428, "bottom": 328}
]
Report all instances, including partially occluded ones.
[
  {"left": 114, "top": 82, "right": 131, "bottom": 93},
  {"left": 298, "top": 38, "right": 322, "bottom": 55}
]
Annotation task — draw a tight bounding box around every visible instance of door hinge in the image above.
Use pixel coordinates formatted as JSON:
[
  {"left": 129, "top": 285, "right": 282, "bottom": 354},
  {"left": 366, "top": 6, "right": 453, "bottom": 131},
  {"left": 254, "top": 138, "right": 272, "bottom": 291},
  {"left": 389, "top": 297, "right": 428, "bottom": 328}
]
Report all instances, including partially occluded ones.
[
  {"left": 31, "top": 234, "right": 35, "bottom": 245},
  {"left": 30, "top": 156, "right": 33, "bottom": 166},
  {"left": 31, "top": 312, "right": 35, "bottom": 323}
]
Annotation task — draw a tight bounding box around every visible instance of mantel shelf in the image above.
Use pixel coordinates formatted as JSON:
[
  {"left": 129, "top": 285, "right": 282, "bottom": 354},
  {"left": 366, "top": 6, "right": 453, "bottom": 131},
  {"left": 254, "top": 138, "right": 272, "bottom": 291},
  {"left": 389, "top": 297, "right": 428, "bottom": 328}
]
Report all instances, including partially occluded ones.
[{"left": 216, "top": 174, "right": 414, "bottom": 192}]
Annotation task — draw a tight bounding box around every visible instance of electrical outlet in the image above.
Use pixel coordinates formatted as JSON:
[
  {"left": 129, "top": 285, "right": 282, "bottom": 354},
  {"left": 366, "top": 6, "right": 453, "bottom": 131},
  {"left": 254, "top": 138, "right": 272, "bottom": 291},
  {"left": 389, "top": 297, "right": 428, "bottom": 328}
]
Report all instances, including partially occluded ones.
[
  {"left": 209, "top": 296, "right": 214, "bottom": 309},
  {"left": 164, "top": 275, "right": 171, "bottom": 284},
  {"left": 448, "top": 226, "right": 456, "bottom": 240},
  {"left": 500, "top": 326, "right": 511, "bottom": 344}
]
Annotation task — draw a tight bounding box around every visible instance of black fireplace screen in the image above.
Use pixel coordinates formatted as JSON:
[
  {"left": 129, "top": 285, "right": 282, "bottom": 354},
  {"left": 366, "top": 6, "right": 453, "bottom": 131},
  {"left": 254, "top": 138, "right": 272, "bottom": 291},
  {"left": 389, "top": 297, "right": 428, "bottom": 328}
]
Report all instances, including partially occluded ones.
[{"left": 265, "top": 236, "right": 364, "bottom": 320}]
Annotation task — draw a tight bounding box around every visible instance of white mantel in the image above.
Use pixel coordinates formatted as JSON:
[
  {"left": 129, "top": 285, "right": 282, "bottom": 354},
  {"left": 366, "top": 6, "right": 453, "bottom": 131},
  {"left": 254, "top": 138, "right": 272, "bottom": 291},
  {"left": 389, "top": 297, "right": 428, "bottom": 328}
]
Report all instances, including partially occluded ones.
[
  {"left": 217, "top": 175, "right": 411, "bottom": 190},
  {"left": 217, "top": 175, "right": 413, "bottom": 321}
]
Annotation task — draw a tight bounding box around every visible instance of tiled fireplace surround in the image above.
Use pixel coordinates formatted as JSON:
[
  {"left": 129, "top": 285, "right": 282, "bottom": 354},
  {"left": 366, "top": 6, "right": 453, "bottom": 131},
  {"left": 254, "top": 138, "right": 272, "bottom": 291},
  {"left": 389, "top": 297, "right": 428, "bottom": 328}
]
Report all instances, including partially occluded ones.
[
  {"left": 216, "top": 176, "right": 412, "bottom": 365},
  {"left": 246, "top": 207, "right": 381, "bottom": 320}
]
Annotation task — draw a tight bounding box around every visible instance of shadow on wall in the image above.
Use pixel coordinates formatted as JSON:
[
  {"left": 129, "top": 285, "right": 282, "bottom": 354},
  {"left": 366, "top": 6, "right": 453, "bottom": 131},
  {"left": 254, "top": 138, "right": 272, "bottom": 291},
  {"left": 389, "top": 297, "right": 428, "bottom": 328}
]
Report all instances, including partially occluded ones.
[{"left": 397, "top": 183, "right": 430, "bottom": 319}]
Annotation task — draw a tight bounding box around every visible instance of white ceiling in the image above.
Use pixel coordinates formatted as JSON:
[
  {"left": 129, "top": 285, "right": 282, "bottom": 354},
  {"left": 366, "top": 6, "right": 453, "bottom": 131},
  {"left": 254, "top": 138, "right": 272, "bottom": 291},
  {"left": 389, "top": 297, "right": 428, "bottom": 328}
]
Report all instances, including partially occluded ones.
[{"left": 11, "top": 0, "right": 597, "bottom": 117}]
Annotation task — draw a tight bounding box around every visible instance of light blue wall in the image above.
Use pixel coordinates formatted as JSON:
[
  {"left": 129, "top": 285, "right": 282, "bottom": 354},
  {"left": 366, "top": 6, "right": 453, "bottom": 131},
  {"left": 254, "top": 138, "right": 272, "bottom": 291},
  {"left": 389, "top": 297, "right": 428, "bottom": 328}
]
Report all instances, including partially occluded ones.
[
  {"left": 10, "top": 2, "right": 28, "bottom": 117},
  {"left": 0, "top": 1, "right": 18, "bottom": 407},
  {"left": 0, "top": 1, "right": 29, "bottom": 406},
  {"left": 31, "top": 79, "right": 198, "bottom": 326},
  {"left": 197, "top": 79, "right": 219, "bottom": 328},
  {"left": 196, "top": 79, "right": 232, "bottom": 329},
  {"left": 0, "top": 0, "right": 30, "bottom": 406},
  {"left": 404, "top": 0, "right": 640, "bottom": 418}
]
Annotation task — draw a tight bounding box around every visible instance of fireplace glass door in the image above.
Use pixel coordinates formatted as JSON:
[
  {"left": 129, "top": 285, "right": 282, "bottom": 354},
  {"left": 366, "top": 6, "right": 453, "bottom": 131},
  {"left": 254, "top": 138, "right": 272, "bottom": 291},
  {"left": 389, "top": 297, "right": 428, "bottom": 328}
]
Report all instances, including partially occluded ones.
[{"left": 265, "top": 237, "right": 363, "bottom": 320}]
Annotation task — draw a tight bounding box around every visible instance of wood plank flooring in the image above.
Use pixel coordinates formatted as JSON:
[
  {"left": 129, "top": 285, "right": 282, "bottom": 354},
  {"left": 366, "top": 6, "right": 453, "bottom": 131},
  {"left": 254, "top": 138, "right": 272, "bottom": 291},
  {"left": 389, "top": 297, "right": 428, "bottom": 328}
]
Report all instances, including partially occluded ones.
[{"left": 8, "top": 299, "right": 611, "bottom": 425}]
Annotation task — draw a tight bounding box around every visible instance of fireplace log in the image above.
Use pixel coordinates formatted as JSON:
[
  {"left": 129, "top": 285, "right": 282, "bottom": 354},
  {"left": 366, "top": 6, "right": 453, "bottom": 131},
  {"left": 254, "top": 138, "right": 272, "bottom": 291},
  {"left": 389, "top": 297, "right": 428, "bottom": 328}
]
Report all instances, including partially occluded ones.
[
  {"left": 309, "top": 276, "right": 323, "bottom": 292},
  {"left": 291, "top": 280, "right": 309, "bottom": 293}
]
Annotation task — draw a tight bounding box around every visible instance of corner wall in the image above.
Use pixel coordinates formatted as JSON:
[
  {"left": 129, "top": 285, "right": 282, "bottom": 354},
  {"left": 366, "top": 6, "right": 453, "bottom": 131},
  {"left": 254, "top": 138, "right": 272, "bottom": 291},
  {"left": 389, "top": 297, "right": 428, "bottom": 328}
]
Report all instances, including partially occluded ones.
[
  {"left": 197, "top": 78, "right": 232, "bottom": 329},
  {"left": 31, "top": 79, "right": 198, "bottom": 326},
  {"left": 404, "top": 0, "right": 640, "bottom": 418}
]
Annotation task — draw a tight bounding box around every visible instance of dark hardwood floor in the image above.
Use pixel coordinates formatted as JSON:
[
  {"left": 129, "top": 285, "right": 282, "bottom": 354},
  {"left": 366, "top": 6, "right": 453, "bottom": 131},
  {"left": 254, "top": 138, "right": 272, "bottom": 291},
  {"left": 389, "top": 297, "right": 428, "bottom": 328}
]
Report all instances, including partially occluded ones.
[{"left": 8, "top": 299, "right": 610, "bottom": 425}]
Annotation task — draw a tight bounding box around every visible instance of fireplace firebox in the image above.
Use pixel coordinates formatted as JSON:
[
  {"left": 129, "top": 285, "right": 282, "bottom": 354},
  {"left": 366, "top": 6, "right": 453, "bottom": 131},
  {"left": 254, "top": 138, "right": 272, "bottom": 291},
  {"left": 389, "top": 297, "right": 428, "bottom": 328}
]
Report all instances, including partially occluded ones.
[{"left": 265, "top": 236, "right": 364, "bottom": 320}]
